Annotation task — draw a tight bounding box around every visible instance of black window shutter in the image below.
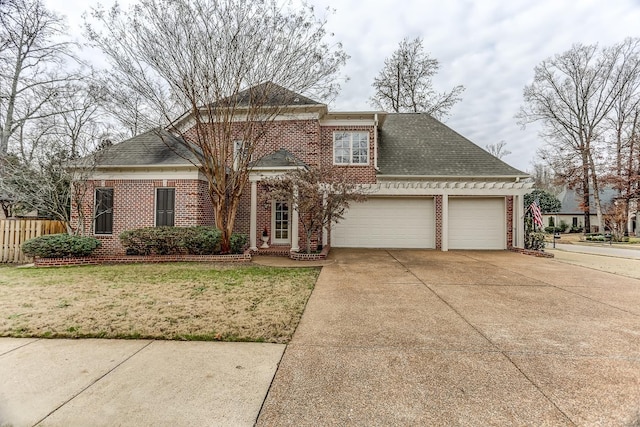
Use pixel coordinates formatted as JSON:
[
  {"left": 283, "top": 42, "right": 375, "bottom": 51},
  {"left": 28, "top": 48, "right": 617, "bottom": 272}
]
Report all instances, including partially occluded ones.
[
  {"left": 156, "top": 188, "right": 175, "bottom": 227},
  {"left": 95, "top": 188, "right": 113, "bottom": 234}
]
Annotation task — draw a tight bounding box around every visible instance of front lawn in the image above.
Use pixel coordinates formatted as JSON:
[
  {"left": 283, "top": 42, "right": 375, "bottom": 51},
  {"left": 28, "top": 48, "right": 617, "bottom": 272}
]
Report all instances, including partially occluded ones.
[{"left": 0, "top": 263, "right": 319, "bottom": 343}]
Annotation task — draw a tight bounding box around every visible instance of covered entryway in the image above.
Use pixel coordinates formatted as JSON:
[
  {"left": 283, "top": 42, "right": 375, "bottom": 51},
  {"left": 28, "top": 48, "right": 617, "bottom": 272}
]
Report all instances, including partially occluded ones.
[
  {"left": 448, "top": 197, "right": 505, "bottom": 250},
  {"left": 332, "top": 197, "right": 434, "bottom": 248}
]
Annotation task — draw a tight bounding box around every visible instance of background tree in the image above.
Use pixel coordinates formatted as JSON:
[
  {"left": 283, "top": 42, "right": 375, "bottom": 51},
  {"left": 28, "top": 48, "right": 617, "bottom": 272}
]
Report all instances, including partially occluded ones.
[
  {"left": 262, "top": 167, "right": 367, "bottom": 253},
  {"left": 524, "top": 189, "right": 561, "bottom": 214},
  {"left": 370, "top": 37, "right": 464, "bottom": 119},
  {"left": 84, "top": 0, "right": 348, "bottom": 253},
  {"left": 485, "top": 141, "right": 511, "bottom": 159},
  {"left": 528, "top": 161, "right": 561, "bottom": 194},
  {"left": 602, "top": 50, "right": 640, "bottom": 235},
  {"left": 519, "top": 39, "right": 640, "bottom": 233},
  {"left": 0, "top": 84, "right": 111, "bottom": 231},
  {"left": 0, "top": 0, "right": 81, "bottom": 157}
]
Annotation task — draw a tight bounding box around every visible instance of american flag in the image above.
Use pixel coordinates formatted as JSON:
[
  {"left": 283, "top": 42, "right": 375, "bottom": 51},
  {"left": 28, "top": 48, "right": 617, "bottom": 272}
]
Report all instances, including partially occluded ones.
[{"left": 530, "top": 199, "right": 543, "bottom": 228}]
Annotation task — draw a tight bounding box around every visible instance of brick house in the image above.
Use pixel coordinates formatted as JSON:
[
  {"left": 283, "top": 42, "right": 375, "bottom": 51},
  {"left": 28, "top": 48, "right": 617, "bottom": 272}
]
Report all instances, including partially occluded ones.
[{"left": 72, "top": 84, "right": 532, "bottom": 255}]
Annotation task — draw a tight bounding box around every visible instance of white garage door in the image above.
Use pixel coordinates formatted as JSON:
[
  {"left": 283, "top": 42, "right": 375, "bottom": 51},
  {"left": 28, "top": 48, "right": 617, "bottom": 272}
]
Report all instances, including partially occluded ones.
[
  {"left": 448, "top": 198, "right": 505, "bottom": 250},
  {"left": 332, "top": 197, "right": 434, "bottom": 248}
]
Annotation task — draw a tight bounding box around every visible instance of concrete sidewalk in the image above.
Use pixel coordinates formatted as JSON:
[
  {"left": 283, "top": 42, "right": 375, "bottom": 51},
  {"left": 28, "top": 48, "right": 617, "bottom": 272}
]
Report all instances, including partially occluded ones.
[
  {"left": 0, "top": 339, "right": 283, "bottom": 426},
  {"left": 257, "top": 249, "right": 640, "bottom": 426}
]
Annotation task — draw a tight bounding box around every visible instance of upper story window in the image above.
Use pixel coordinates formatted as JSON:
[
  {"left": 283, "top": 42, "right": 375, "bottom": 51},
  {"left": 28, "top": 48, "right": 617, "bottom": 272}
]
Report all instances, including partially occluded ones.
[
  {"left": 333, "top": 131, "right": 369, "bottom": 165},
  {"left": 95, "top": 188, "right": 113, "bottom": 235},
  {"left": 233, "top": 140, "right": 251, "bottom": 169}
]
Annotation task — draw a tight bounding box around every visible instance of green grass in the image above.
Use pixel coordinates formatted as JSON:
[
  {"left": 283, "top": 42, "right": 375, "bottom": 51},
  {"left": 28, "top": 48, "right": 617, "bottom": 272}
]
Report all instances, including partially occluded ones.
[{"left": 0, "top": 263, "right": 319, "bottom": 343}]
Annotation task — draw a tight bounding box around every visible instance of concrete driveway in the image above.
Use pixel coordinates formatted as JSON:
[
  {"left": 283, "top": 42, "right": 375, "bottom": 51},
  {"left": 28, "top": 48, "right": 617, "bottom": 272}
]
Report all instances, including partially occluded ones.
[{"left": 258, "top": 249, "right": 640, "bottom": 426}]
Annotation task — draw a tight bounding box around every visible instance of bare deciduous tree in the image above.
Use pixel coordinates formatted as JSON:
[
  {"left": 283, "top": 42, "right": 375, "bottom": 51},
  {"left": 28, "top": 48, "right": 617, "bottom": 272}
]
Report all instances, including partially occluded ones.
[
  {"left": 518, "top": 39, "right": 640, "bottom": 232},
  {"left": 603, "top": 50, "right": 640, "bottom": 235},
  {"left": 370, "top": 37, "right": 464, "bottom": 119},
  {"left": 262, "top": 167, "right": 367, "bottom": 253},
  {"left": 0, "top": 82, "right": 112, "bottom": 229},
  {"left": 0, "top": 0, "right": 81, "bottom": 156},
  {"left": 84, "top": 0, "right": 348, "bottom": 252},
  {"left": 528, "top": 161, "right": 561, "bottom": 194},
  {"left": 485, "top": 141, "right": 511, "bottom": 159}
]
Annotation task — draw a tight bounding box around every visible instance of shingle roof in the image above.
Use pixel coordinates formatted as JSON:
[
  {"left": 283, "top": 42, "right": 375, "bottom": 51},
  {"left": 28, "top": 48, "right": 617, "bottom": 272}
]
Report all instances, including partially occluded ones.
[
  {"left": 377, "top": 114, "right": 527, "bottom": 177},
  {"left": 558, "top": 187, "right": 617, "bottom": 214},
  {"left": 214, "top": 82, "right": 322, "bottom": 108},
  {"left": 252, "top": 149, "right": 308, "bottom": 168},
  {"left": 93, "top": 129, "right": 198, "bottom": 167}
]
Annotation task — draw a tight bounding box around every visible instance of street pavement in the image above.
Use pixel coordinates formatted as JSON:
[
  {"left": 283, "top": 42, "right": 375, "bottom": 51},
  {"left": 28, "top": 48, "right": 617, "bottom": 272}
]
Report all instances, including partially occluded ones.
[{"left": 552, "top": 242, "right": 640, "bottom": 259}]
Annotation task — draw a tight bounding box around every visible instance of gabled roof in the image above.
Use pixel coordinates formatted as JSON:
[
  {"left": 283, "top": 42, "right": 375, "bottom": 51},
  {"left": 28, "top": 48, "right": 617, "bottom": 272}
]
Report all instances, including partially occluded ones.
[
  {"left": 214, "top": 82, "right": 323, "bottom": 108},
  {"left": 92, "top": 129, "right": 197, "bottom": 167},
  {"left": 251, "top": 149, "right": 307, "bottom": 168},
  {"left": 377, "top": 114, "right": 528, "bottom": 178},
  {"left": 557, "top": 187, "right": 617, "bottom": 214}
]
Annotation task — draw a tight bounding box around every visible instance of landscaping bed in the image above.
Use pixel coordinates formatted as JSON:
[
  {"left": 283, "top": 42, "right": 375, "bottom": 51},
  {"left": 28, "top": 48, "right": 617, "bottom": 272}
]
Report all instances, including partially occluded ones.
[{"left": 0, "top": 263, "right": 319, "bottom": 343}]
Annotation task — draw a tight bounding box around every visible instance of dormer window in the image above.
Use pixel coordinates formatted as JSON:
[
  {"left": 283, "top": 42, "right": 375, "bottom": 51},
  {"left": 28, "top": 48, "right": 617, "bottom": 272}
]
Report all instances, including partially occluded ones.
[{"left": 333, "top": 131, "right": 369, "bottom": 165}]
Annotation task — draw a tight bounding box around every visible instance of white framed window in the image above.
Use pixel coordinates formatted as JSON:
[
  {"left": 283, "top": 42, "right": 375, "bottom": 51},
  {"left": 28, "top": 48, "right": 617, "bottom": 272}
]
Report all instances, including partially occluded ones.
[
  {"left": 333, "top": 131, "right": 369, "bottom": 165},
  {"left": 233, "top": 140, "right": 251, "bottom": 169}
]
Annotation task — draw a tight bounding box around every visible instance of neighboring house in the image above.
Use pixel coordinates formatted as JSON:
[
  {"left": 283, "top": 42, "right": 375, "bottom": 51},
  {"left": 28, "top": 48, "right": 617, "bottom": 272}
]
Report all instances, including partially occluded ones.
[
  {"left": 541, "top": 187, "right": 619, "bottom": 233},
  {"left": 71, "top": 84, "right": 532, "bottom": 255}
]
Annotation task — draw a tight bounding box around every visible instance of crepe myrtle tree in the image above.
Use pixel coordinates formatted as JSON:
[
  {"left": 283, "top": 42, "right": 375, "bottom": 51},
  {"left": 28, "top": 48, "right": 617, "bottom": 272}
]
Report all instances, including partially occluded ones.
[
  {"left": 84, "top": 0, "right": 348, "bottom": 253},
  {"left": 261, "top": 167, "right": 367, "bottom": 253}
]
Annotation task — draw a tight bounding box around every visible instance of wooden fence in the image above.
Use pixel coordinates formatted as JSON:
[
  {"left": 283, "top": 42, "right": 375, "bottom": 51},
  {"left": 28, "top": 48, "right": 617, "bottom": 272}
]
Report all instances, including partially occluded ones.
[{"left": 0, "top": 219, "right": 67, "bottom": 263}]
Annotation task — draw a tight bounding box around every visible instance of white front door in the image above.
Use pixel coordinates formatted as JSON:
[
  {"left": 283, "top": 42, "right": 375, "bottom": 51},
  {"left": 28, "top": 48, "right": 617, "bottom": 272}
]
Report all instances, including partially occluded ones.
[{"left": 272, "top": 201, "right": 291, "bottom": 245}]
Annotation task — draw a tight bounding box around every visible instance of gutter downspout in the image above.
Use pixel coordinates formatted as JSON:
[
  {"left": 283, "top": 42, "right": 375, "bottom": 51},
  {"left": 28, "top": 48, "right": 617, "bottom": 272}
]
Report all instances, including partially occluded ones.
[{"left": 374, "top": 113, "right": 379, "bottom": 170}]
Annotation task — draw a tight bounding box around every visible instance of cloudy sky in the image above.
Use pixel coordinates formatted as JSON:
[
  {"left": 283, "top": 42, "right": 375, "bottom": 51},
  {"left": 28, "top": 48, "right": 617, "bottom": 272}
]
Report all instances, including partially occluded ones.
[{"left": 50, "top": 0, "right": 640, "bottom": 172}]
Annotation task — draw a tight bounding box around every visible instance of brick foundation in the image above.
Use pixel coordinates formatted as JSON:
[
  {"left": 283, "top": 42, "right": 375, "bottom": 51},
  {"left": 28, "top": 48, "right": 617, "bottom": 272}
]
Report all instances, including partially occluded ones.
[
  {"left": 33, "top": 245, "right": 332, "bottom": 267},
  {"left": 34, "top": 253, "right": 251, "bottom": 267},
  {"left": 508, "top": 247, "right": 554, "bottom": 258}
]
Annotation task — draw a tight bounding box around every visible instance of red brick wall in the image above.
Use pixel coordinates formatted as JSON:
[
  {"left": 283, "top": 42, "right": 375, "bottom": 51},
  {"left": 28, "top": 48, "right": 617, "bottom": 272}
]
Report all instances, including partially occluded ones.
[
  {"left": 71, "top": 178, "right": 215, "bottom": 256},
  {"left": 506, "top": 196, "right": 514, "bottom": 249},
  {"left": 435, "top": 195, "right": 443, "bottom": 250},
  {"left": 182, "top": 120, "right": 377, "bottom": 182}
]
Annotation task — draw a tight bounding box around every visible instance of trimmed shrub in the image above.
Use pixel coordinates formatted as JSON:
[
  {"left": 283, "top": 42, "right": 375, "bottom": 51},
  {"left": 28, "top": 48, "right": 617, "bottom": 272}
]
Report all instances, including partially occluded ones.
[
  {"left": 525, "top": 231, "right": 546, "bottom": 251},
  {"left": 120, "top": 226, "right": 231, "bottom": 255},
  {"left": 22, "top": 234, "right": 101, "bottom": 258},
  {"left": 230, "top": 233, "right": 248, "bottom": 254},
  {"left": 182, "top": 227, "right": 222, "bottom": 255},
  {"left": 586, "top": 234, "right": 605, "bottom": 241},
  {"left": 119, "top": 227, "right": 186, "bottom": 255}
]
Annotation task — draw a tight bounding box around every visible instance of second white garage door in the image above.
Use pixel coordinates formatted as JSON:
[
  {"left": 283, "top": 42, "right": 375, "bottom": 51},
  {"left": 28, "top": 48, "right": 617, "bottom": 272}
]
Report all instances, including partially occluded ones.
[
  {"left": 332, "top": 197, "right": 434, "bottom": 248},
  {"left": 448, "top": 198, "right": 505, "bottom": 250}
]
